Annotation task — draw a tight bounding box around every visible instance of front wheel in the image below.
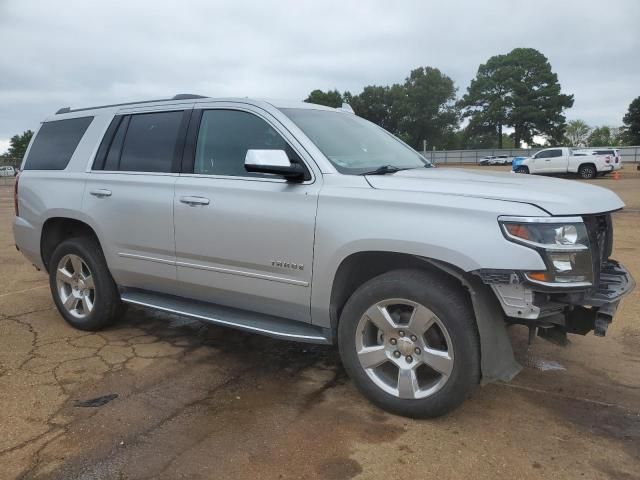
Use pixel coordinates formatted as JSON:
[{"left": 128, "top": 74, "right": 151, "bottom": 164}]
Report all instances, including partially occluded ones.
[
  {"left": 338, "top": 269, "right": 480, "bottom": 418},
  {"left": 515, "top": 166, "right": 529, "bottom": 174}
]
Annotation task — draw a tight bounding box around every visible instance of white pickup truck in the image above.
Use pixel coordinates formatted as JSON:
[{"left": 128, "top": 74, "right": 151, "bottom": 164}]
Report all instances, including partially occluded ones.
[{"left": 512, "top": 147, "right": 614, "bottom": 179}]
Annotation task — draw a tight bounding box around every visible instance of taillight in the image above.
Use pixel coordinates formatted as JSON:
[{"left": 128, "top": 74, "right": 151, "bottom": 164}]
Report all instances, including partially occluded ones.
[{"left": 14, "top": 172, "right": 19, "bottom": 216}]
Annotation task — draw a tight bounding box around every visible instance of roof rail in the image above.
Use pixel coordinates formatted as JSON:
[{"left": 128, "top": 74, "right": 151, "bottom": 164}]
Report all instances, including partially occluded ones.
[
  {"left": 54, "top": 94, "right": 209, "bottom": 115},
  {"left": 172, "top": 93, "right": 207, "bottom": 100}
]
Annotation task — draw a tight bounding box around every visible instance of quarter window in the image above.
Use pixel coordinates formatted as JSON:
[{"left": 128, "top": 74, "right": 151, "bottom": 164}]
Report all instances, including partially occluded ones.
[
  {"left": 23, "top": 116, "right": 93, "bottom": 170},
  {"left": 194, "top": 110, "right": 289, "bottom": 177}
]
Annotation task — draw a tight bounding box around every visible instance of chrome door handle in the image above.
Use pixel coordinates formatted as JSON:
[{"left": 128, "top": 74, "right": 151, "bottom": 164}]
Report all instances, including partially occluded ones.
[
  {"left": 89, "top": 189, "right": 112, "bottom": 198},
  {"left": 180, "top": 196, "right": 210, "bottom": 206}
]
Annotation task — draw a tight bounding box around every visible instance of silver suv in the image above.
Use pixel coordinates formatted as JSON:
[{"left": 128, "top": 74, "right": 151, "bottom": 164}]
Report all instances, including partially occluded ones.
[{"left": 13, "top": 95, "right": 634, "bottom": 418}]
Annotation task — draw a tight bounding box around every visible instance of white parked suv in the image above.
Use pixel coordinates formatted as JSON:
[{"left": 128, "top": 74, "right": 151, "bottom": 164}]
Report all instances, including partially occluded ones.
[
  {"left": 0, "top": 165, "right": 16, "bottom": 176},
  {"left": 13, "top": 95, "right": 635, "bottom": 418},
  {"left": 512, "top": 147, "right": 614, "bottom": 179}
]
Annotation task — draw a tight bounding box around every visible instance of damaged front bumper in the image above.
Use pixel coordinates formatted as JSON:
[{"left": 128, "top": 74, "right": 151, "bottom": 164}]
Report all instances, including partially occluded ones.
[{"left": 488, "top": 260, "right": 635, "bottom": 340}]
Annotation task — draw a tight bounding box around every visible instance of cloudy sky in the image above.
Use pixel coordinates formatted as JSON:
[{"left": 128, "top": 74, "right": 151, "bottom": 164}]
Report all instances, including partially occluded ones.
[{"left": 1, "top": 0, "right": 638, "bottom": 154}]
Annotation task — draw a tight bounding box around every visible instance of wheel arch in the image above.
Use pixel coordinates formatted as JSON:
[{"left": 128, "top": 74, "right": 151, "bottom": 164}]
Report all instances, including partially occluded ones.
[
  {"left": 40, "top": 217, "right": 102, "bottom": 272},
  {"left": 328, "top": 250, "right": 521, "bottom": 384},
  {"left": 578, "top": 162, "right": 597, "bottom": 172},
  {"left": 329, "top": 252, "right": 469, "bottom": 332}
]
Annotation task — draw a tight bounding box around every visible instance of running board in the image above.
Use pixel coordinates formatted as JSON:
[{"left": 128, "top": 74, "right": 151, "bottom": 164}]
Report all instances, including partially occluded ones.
[{"left": 120, "top": 288, "right": 332, "bottom": 345}]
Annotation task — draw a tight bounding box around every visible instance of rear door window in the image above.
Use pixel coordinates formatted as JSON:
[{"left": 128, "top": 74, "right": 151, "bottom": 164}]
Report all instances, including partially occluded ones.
[
  {"left": 119, "top": 111, "right": 184, "bottom": 172},
  {"left": 94, "top": 111, "right": 185, "bottom": 172},
  {"left": 23, "top": 117, "right": 93, "bottom": 170}
]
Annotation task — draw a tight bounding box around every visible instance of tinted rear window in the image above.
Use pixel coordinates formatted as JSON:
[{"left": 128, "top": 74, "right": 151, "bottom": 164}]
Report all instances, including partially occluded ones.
[
  {"left": 118, "top": 111, "right": 183, "bottom": 172},
  {"left": 23, "top": 117, "right": 93, "bottom": 170}
]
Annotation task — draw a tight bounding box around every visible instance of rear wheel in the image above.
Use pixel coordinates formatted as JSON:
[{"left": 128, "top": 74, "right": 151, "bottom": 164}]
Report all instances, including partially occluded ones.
[
  {"left": 338, "top": 269, "right": 480, "bottom": 418},
  {"left": 579, "top": 164, "right": 596, "bottom": 179},
  {"left": 515, "top": 166, "right": 529, "bottom": 174},
  {"left": 49, "top": 237, "right": 125, "bottom": 331}
]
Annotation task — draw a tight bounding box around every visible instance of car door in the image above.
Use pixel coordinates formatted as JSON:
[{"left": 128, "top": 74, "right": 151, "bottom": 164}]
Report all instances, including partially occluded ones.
[
  {"left": 532, "top": 149, "right": 561, "bottom": 173},
  {"left": 84, "top": 106, "right": 191, "bottom": 292},
  {"left": 545, "top": 149, "right": 567, "bottom": 172},
  {"left": 173, "top": 105, "right": 321, "bottom": 323},
  {"left": 530, "top": 151, "right": 547, "bottom": 172}
]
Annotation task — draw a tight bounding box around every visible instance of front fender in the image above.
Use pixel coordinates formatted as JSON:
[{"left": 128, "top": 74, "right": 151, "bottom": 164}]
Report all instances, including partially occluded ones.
[{"left": 310, "top": 184, "right": 547, "bottom": 329}]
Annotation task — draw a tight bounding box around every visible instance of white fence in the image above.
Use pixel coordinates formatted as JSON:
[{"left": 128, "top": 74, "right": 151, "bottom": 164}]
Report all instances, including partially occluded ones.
[{"left": 424, "top": 146, "right": 640, "bottom": 165}]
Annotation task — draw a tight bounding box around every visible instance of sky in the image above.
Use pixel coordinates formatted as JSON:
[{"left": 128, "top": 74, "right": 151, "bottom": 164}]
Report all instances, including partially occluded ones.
[{"left": 1, "top": 0, "right": 639, "bottom": 154}]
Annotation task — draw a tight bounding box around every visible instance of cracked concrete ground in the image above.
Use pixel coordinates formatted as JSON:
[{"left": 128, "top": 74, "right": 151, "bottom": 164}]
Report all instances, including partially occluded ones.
[{"left": 0, "top": 168, "right": 639, "bottom": 480}]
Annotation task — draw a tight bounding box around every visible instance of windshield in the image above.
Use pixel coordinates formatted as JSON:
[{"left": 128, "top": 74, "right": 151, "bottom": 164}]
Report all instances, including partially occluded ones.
[{"left": 280, "top": 108, "right": 431, "bottom": 174}]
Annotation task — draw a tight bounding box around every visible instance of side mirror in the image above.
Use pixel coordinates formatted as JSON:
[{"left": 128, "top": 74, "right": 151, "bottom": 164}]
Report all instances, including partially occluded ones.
[{"left": 244, "top": 149, "right": 306, "bottom": 181}]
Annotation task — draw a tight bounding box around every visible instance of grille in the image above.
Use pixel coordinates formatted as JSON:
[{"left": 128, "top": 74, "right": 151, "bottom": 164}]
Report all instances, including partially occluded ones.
[{"left": 583, "top": 213, "right": 613, "bottom": 289}]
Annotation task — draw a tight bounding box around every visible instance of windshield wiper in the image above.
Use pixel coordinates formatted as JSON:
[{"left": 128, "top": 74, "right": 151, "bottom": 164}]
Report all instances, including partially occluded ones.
[{"left": 360, "top": 165, "right": 408, "bottom": 176}]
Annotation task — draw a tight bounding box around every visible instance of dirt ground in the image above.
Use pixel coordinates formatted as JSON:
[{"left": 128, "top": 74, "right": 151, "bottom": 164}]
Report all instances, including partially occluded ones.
[{"left": 0, "top": 167, "right": 639, "bottom": 480}]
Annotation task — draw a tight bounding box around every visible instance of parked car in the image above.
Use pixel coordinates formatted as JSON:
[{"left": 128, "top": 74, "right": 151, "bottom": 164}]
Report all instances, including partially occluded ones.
[
  {"left": 13, "top": 96, "right": 634, "bottom": 418},
  {"left": 494, "top": 155, "right": 513, "bottom": 165},
  {"left": 479, "top": 155, "right": 496, "bottom": 165},
  {"left": 480, "top": 155, "right": 512, "bottom": 166},
  {"left": 512, "top": 147, "right": 613, "bottom": 179},
  {"left": 0, "top": 165, "right": 16, "bottom": 176}
]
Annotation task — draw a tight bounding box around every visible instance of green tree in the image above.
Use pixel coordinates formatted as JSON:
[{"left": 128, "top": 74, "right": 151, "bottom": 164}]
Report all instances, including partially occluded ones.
[
  {"left": 587, "top": 126, "right": 623, "bottom": 147},
  {"left": 307, "top": 67, "right": 459, "bottom": 149},
  {"left": 461, "top": 48, "right": 573, "bottom": 147},
  {"left": 1, "top": 130, "right": 33, "bottom": 160},
  {"left": 622, "top": 96, "right": 640, "bottom": 145},
  {"left": 304, "top": 89, "right": 343, "bottom": 108},
  {"left": 392, "top": 67, "right": 459, "bottom": 149},
  {"left": 459, "top": 53, "right": 514, "bottom": 148},
  {"left": 509, "top": 49, "right": 574, "bottom": 146},
  {"left": 349, "top": 85, "right": 395, "bottom": 130},
  {"left": 563, "top": 120, "right": 591, "bottom": 146}
]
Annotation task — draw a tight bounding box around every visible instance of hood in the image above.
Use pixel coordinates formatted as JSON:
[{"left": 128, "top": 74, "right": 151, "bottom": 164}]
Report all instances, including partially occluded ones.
[{"left": 365, "top": 168, "right": 624, "bottom": 216}]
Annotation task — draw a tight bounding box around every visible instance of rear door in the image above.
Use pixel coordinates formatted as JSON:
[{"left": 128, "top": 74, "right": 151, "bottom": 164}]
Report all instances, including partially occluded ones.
[
  {"left": 84, "top": 106, "right": 191, "bottom": 292},
  {"left": 173, "top": 104, "right": 321, "bottom": 323}
]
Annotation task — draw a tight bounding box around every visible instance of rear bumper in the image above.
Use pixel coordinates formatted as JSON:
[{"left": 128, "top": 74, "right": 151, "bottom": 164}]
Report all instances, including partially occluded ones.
[{"left": 13, "top": 216, "right": 45, "bottom": 270}]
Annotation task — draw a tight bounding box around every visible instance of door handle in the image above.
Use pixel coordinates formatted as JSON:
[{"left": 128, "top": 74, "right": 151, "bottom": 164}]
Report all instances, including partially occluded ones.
[
  {"left": 180, "top": 196, "right": 210, "bottom": 206},
  {"left": 89, "top": 189, "right": 112, "bottom": 198}
]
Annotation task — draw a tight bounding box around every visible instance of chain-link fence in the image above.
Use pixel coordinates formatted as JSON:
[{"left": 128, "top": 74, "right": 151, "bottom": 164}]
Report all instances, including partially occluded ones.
[{"left": 423, "top": 146, "right": 640, "bottom": 165}]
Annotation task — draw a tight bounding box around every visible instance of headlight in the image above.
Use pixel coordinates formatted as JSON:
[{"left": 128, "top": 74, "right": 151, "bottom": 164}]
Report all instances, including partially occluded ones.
[{"left": 499, "top": 216, "right": 593, "bottom": 286}]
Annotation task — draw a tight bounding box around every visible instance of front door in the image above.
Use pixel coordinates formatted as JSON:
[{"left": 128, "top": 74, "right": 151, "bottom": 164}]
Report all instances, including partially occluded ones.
[
  {"left": 173, "top": 107, "right": 320, "bottom": 323},
  {"left": 544, "top": 148, "right": 566, "bottom": 172}
]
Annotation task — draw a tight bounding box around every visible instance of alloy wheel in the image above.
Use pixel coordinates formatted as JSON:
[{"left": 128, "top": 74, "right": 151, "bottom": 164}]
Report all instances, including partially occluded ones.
[
  {"left": 355, "top": 298, "right": 454, "bottom": 399},
  {"left": 56, "top": 254, "right": 96, "bottom": 319}
]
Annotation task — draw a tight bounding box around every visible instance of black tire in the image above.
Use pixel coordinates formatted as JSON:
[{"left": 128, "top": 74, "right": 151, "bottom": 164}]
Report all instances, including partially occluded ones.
[
  {"left": 49, "top": 237, "right": 125, "bottom": 331},
  {"left": 338, "top": 269, "right": 480, "bottom": 418},
  {"left": 515, "top": 166, "right": 529, "bottom": 174},
  {"left": 578, "top": 164, "right": 596, "bottom": 179}
]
